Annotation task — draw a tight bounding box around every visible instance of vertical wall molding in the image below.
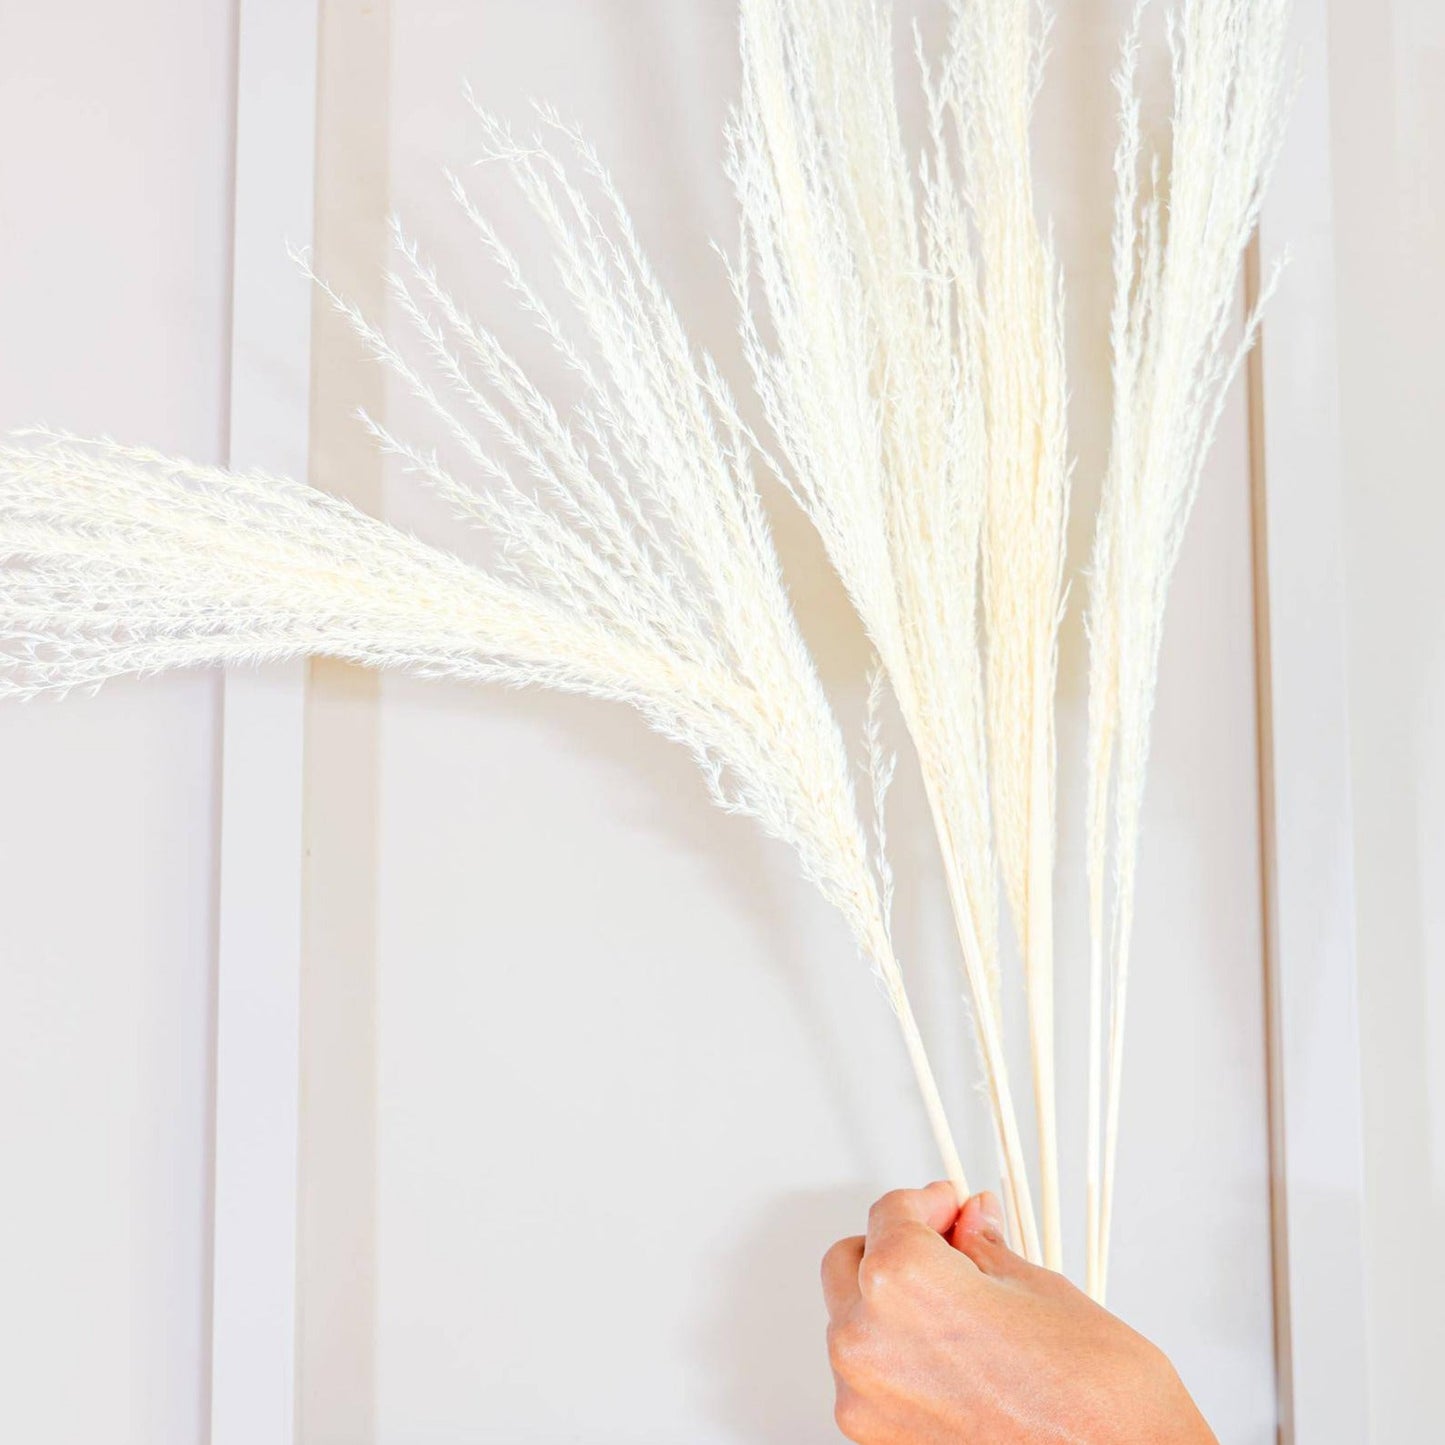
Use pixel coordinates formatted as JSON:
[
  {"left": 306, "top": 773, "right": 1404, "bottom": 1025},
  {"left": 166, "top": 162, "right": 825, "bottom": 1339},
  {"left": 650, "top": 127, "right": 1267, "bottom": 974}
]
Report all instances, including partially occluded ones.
[
  {"left": 294, "top": 2, "right": 391, "bottom": 1439},
  {"left": 210, "top": 3, "right": 321, "bottom": 1443},
  {"left": 1251, "top": 0, "right": 1371, "bottom": 1438}
]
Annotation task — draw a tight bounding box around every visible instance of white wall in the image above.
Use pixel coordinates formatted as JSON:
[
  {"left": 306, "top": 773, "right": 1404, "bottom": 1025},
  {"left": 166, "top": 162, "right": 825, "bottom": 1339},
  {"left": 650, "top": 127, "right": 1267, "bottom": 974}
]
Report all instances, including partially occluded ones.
[
  {"left": 1329, "top": 0, "right": 1445, "bottom": 1438},
  {"left": 0, "top": 4, "right": 235, "bottom": 1442}
]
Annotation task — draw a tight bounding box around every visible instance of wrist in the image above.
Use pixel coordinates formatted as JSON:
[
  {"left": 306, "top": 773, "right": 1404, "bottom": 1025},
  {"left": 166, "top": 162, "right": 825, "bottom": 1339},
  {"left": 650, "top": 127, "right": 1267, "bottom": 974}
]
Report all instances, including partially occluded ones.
[{"left": 1150, "top": 1352, "right": 1217, "bottom": 1445}]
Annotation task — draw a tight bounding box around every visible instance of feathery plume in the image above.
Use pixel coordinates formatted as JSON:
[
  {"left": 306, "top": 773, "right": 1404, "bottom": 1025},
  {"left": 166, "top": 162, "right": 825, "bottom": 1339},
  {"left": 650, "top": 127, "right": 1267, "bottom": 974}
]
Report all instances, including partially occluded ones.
[
  {"left": 958, "top": 0, "right": 1072, "bottom": 1271},
  {"left": 728, "top": 0, "right": 1041, "bottom": 1257},
  {"left": 0, "top": 111, "right": 971, "bottom": 1199},
  {"left": 1086, "top": 0, "right": 1292, "bottom": 1300}
]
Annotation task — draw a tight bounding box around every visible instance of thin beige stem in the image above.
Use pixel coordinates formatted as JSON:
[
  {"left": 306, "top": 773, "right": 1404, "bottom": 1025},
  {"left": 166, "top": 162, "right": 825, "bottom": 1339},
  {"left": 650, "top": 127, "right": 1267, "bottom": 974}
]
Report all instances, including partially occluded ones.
[
  {"left": 999, "top": 1162, "right": 1024, "bottom": 1254},
  {"left": 921, "top": 779, "right": 1042, "bottom": 1264},
  {"left": 1096, "top": 850, "right": 1137, "bottom": 1303},
  {"left": 893, "top": 979, "right": 970, "bottom": 1203},
  {"left": 1085, "top": 910, "right": 1107, "bottom": 1300},
  {"left": 1085, "top": 725, "right": 1115, "bottom": 1301},
  {"left": 1025, "top": 689, "right": 1062, "bottom": 1271}
]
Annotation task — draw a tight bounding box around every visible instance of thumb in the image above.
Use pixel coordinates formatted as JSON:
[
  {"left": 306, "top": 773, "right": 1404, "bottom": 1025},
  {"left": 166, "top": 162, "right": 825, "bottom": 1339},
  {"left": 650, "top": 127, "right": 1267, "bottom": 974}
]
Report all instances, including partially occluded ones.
[{"left": 949, "top": 1191, "right": 1024, "bottom": 1278}]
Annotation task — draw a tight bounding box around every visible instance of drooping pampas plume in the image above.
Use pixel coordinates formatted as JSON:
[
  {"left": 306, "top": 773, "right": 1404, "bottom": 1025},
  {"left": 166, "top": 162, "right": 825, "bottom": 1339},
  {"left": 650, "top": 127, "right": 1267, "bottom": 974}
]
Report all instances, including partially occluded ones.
[
  {"left": 0, "top": 0, "right": 1293, "bottom": 1292},
  {"left": 0, "top": 111, "right": 971, "bottom": 1200},
  {"left": 1085, "top": 0, "right": 1292, "bottom": 1300}
]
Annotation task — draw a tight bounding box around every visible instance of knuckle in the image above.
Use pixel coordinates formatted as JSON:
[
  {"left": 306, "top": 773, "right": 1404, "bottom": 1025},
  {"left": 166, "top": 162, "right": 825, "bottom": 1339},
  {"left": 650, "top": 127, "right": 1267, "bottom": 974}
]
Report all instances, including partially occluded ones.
[
  {"left": 834, "top": 1390, "right": 869, "bottom": 1442},
  {"left": 858, "top": 1253, "right": 891, "bottom": 1299},
  {"left": 867, "top": 1190, "right": 912, "bottom": 1233},
  {"left": 826, "top": 1319, "right": 865, "bottom": 1375},
  {"left": 952, "top": 1231, "right": 993, "bottom": 1269},
  {"left": 859, "top": 1228, "right": 922, "bottom": 1300},
  {"left": 820, "top": 1237, "right": 851, "bottom": 1280}
]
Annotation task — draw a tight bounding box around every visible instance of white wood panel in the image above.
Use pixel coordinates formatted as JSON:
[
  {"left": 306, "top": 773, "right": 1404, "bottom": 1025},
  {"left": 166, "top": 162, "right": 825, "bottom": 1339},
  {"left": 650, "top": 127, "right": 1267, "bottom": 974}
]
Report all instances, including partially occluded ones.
[
  {"left": 1251, "top": 0, "right": 1372, "bottom": 1437},
  {"left": 294, "top": 2, "right": 391, "bottom": 1441},
  {"left": 209, "top": 2, "right": 319, "bottom": 1442},
  {"left": 0, "top": 4, "right": 235, "bottom": 1442}
]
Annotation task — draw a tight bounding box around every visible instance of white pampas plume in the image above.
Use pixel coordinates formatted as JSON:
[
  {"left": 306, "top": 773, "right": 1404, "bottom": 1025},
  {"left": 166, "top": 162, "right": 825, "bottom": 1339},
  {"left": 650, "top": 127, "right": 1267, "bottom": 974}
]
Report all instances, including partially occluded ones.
[
  {"left": 1085, "top": 0, "right": 1292, "bottom": 1300},
  {"left": 728, "top": 0, "right": 1041, "bottom": 1257},
  {"left": 0, "top": 110, "right": 970, "bottom": 1199},
  {"left": 957, "top": 0, "right": 1071, "bottom": 1271}
]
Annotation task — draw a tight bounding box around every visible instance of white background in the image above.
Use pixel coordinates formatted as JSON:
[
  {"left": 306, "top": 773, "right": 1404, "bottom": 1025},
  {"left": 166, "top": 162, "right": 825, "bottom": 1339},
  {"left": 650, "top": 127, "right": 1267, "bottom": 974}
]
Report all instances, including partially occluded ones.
[{"left": 0, "top": 1, "right": 1437, "bottom": 1442}]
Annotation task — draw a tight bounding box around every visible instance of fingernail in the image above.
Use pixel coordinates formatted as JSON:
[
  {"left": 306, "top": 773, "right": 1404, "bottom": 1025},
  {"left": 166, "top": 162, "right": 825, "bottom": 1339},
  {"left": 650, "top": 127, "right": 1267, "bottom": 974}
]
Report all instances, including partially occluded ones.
[{"left": 971, "top": 1191, "right": 1006, "bottom": 1236}]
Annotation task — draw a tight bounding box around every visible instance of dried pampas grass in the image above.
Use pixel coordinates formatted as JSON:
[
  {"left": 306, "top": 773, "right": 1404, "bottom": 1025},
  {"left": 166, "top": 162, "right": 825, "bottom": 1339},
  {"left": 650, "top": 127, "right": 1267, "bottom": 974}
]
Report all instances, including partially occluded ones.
[
  {"left": 0, "top": 119, "right": 973, "bottom": 1198},
  {"left": 1085, "top": 0, "right": 1292, "bottom": 1298},
  {"left": 729, "top": 0, "right": 1040, "bottom": 1261},
  {"left": 0, "top": 0, "right": 1294, "bottom": 1296}
]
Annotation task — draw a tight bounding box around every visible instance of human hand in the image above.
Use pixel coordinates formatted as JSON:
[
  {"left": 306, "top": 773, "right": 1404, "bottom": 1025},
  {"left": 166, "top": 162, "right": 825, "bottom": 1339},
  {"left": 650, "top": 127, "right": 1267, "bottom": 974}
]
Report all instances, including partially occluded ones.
[{"left": 821, "top": 1183, "right": 1218, "bottom": 1444}]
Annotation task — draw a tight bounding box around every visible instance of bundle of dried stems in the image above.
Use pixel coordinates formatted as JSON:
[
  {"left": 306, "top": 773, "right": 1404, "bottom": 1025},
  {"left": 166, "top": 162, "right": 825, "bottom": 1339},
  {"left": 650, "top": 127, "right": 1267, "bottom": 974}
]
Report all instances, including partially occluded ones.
[{"left": 0, "top": 0, "right": 1291, "bottom": 1299}]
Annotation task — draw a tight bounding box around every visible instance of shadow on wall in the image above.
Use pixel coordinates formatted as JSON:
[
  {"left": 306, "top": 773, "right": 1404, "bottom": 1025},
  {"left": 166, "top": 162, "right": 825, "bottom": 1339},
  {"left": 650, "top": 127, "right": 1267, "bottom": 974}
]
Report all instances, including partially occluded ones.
[
  {"left": 692, "top": 1186, "right": 862, "bottom": 1444},
  {"left": 393, "top": 668, "right": 909, "bottom": 1187}
]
